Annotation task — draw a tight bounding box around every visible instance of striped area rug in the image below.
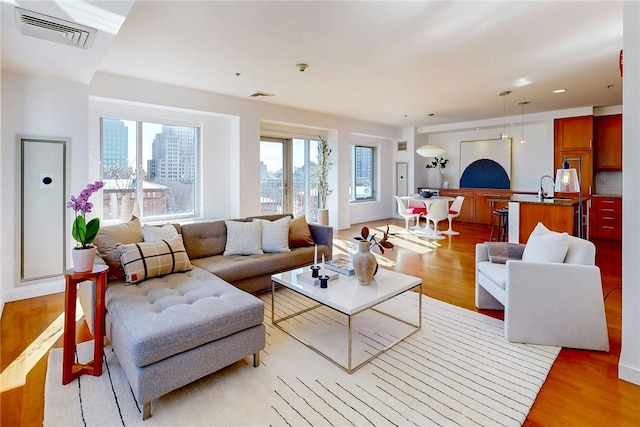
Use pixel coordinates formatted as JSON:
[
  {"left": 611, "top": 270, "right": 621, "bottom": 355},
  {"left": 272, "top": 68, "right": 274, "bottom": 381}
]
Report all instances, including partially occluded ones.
[{"left": 44, "top": 289, "right": 559, "bottom": 426}]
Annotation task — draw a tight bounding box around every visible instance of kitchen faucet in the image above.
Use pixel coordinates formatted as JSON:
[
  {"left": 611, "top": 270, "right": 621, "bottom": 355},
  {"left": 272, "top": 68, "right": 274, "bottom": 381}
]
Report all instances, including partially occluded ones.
[{"left": 538, "top": 175, "right": 555, "bottom": 199}]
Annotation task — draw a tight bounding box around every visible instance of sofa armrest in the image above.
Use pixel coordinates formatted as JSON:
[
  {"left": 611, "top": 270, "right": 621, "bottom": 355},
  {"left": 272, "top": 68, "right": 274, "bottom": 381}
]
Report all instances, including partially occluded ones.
[
  {"left": 308, "top": 223, "right": 333, "bottom": 259},
  {"left": 504, "top": 261, "right": 609, "bottom": 350}
]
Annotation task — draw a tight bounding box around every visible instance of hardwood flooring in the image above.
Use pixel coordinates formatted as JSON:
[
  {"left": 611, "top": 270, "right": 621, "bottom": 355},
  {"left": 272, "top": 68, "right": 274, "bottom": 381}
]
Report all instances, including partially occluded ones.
[{"left": 1, "top": 219, "right": 638, "bottom": 426}]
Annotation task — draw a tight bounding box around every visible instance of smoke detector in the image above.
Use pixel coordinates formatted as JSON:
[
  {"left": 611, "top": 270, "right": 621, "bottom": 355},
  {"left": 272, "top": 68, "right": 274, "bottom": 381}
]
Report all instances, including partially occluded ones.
[
  {"left": 296, "top": 63, "right": 309, "bottom": 72},
  {"left": 15, "top": 7, "right": 97, "bottom": 49}
]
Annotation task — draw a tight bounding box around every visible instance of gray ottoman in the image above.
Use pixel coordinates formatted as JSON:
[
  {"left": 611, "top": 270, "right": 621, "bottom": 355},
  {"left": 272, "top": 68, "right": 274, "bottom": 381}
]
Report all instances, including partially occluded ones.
[{"left": 105, "top": 267, "right": 265, "bottom": 419}]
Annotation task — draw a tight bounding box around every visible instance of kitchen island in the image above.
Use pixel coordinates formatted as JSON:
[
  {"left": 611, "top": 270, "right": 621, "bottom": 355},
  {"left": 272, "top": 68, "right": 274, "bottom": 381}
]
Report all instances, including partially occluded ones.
[{"left": 489, "top": 194, "right": 584, "bottom": 243}]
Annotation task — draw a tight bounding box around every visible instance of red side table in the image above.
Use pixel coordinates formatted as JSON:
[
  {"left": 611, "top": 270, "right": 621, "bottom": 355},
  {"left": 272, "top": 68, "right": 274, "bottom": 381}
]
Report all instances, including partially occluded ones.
[{"left": 62, "top": 264, "right": 109, "bottom": 385}]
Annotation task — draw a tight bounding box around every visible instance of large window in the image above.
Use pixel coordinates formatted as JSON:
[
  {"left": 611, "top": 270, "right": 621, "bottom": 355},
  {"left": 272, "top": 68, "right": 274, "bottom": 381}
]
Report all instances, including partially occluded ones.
[
  {"left": 100, "top": 118, "right": 199, "bottom": 221},
  {"left": 350, "top": 145, "right": 376, "bottom": 202}
]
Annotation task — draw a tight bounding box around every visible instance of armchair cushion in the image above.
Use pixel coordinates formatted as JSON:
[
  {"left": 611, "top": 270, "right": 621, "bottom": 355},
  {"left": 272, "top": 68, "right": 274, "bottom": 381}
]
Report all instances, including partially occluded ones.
[{"left": 521, "top": 222, "right": 569, "bottom": 263}]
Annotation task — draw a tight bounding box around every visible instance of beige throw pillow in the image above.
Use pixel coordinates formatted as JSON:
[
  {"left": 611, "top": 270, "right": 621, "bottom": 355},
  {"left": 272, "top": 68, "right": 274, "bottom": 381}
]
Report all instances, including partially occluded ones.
[
  {"left": 143, "top": 223, "right": 178, "bottom": 242},
  {"left": 94, "top": 217, "right": 144, "bottom": 280},
  {"left": 117, "top": 236, "right": 192, "bottom": 284},
  {"left": 288, "top": 215, "right": 315, "bottom": 248},
  {"left": 522, "top": 222, "right": 570, "bottom": 263}
]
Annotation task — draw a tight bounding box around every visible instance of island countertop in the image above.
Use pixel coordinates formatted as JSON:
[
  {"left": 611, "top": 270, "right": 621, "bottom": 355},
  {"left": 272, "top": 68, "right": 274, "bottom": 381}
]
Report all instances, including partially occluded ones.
[{"left": 489, "top": 193, "right": 582, "bottom": 206}]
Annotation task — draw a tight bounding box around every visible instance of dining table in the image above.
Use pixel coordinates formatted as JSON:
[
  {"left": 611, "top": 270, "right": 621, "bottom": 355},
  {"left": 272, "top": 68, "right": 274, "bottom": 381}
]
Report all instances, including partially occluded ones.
[{"left": 401, "top": 195, "right": 455, "bottom": 238}]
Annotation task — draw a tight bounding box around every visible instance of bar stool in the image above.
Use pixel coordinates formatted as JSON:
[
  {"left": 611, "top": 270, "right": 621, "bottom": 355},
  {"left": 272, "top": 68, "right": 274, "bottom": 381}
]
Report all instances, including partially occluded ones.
[{"left": 490, "top": 207, "right": 509, "bottom": 242}]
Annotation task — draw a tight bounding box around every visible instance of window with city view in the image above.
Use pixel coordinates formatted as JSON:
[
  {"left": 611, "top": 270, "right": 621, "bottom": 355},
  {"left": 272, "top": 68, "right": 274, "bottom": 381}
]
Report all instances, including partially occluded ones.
[
  {"left": 100, "top": 118, "right": 199, "bottom": 221},
  {"left": 350, "top": 145, "right": 376, "bottom": 201}
]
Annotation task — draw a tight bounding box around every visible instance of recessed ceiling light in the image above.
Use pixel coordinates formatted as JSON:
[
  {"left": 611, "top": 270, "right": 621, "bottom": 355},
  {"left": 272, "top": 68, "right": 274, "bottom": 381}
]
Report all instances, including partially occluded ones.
[{"left": 552, "top": 89, "right": 567, "bottom": 94}]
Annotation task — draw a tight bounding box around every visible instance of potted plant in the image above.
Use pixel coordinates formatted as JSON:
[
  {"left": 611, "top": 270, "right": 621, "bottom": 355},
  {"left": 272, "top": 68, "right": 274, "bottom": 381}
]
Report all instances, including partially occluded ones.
[
  {"left": 67, "top": 181, "right": 104, "bottom": 272},
  {"left": 425, "top": 156, "right": 448, "bottom": 188},
  {"left": 315, "top": 136, "right": 332, "bottom": 225}
]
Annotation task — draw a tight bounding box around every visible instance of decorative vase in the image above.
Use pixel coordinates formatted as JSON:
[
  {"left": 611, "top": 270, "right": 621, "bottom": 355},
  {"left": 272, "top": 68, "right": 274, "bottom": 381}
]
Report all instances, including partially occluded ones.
[
  {"left": 72, "top": 247, "right": 97, "bottom": 273},
  {"left": 120, "top": 194, "right": 132, "bottom": 222},
  {"left": 317, "top": 209, "right": 329, "bottom": 226},
  {"left": 432, "top": 170, "right": 442, "bottom": 188},
  {"left": 352, "top": 240, "right": 377, "bottom": 286}
]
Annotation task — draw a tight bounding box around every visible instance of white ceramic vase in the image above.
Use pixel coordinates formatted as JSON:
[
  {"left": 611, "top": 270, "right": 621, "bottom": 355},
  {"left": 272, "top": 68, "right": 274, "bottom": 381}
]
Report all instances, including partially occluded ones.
[
  {"left": 72, "top": 247, "right": 97, "bottom": 273},
  {"left": 352, "top": 240, "right": 377, "bottom": 286},
  {"left": 120, "top": 194, "right": 132, "bottom": 222},
  {"left": 317, "top": 209, "right": 329, "bottom": 226}
]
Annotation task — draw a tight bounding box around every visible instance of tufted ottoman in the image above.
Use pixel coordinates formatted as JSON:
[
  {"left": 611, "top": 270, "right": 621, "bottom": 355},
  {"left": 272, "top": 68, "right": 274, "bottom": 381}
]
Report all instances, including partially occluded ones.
[{"left": 105, "top": 267, "right": 265, "bottom": 419}]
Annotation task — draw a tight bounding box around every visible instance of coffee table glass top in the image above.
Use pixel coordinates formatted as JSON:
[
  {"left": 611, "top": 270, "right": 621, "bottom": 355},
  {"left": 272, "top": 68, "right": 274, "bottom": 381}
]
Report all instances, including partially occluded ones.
[{"left": 271, "top": 266, "right": 421, "bottom": 315}]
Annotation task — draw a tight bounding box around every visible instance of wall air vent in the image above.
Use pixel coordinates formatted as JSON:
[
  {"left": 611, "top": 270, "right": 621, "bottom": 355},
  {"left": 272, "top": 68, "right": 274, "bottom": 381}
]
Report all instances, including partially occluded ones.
[
  {"left": 15, "top": 7, "right": 97, "bottom": 49},
  {"left": 249, "top": 91, "right": 275, "bottom": 98}
]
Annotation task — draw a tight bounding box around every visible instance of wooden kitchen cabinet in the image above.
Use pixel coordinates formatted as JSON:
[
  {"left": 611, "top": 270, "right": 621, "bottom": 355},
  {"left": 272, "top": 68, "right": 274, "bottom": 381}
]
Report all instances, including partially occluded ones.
[
  {"left": 594, "top": 114, "right": 622, "bottom": 171},
  {"left": 554, "top": 115, "right": 593, "bottom": 150},
  {"left": 439, "top": 189, "right": 511, "bottom": 225},
  {"left": 590, "top": 196, "right": 622, "bottom": 240},
  {"left": 554, "top": 115, "right": 594, "bottom": 198}
]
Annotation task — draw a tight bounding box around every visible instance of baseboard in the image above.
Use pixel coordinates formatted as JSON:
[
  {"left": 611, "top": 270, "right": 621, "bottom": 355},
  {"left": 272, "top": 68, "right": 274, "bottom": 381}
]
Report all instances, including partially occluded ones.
[
  {"left": 619, "top": 362, "right": 640, "bottom": 386},
  {"left": 3, "top": 278, "right": 65, "bottom": 302}
]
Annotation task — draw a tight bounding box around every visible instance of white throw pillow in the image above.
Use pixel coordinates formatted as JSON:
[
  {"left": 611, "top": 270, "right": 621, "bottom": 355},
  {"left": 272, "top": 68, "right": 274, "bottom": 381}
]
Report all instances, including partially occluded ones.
[
  {"left": 143, "top": 223, "right": 178, "bottom": 242},
  {"left": 223, "top": 220, "right": 264, "bottom": 255},
  {"left": 253, "top": 217, "right": 291, "bottom": 253},
  {"left": 522, "top": 222, "right": 570, "bottom": 263}
]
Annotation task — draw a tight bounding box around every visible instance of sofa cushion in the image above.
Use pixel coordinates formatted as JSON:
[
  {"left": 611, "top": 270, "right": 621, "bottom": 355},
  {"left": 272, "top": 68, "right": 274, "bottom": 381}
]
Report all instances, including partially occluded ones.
[
  {"left": 288, "top": 215, "right": 315, "bottom": 247},
  {"left": 105, "top": 267, "right": 264, "bottom": 367},
  {"left": 192, "top": 245, "right": 319, "bottom": 283},
  {"left": 181, "top": 220, "right": 230, "bottom": 259},
  {"left": 143, "top": 223, "right": 178, "bottom": 242},
  {"left": 522, "top": 222, "right": 569, "bottom": 263},
  {"left": 95, "top": 217, "right": 144, "bottom": 280},
  {"left": 224, "top": 220, "right": 263, "bottom": 255},
  {"left": 117, "top": 236, "right": 192, "bottom": 284},
  {"left": 253, "top": 216, "right": 291, "bottom": 253}
]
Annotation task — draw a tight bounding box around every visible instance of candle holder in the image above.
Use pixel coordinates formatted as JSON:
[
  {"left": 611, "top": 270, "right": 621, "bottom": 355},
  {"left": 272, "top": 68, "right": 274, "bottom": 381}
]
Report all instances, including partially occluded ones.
[
  {"left": 310, "top": 265, "right": 321, "bottom": 278},
  {"left": 318, "top": 275, "right": 330, "bottom": 288}
]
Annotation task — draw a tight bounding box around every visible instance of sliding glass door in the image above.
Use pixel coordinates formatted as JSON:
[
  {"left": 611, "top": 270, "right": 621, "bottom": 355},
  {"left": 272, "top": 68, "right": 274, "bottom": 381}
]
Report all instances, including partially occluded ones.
[{"left": 260, "top": 137, "right": 320, "bottom": 220}]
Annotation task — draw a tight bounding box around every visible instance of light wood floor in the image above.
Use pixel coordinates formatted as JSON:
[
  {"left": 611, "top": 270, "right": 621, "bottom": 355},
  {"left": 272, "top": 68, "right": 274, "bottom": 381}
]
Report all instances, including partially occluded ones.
[{"left": 1, "top": 219, "right": 638, "bottom": 426}]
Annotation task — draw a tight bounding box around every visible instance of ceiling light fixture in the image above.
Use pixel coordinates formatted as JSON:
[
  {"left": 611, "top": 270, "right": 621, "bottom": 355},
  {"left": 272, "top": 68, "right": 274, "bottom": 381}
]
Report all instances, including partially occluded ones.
[
  {"left": 416, "top": 114, "right": 445, "bottom": 158},
  {"left": 296, "top": 63, "right": 308, "bottom": 72},
  {"left": 552, "top": 89, "right": 567, "bottom": 94},
  {"left": 499, "top": 91, "right": 511, "bottom": 140},
  {"left": 519, "top": 101, "right": 529, "bottom": 144}
]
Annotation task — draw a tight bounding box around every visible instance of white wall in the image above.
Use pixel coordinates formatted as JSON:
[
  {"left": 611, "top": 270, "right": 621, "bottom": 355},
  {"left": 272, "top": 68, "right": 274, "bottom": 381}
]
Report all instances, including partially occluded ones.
[
  {"left": 1, "top": 73, "right": 90, "bottom": 302},
  {"left": 619, "top": 0, "right": 640, "bottom": 386}
]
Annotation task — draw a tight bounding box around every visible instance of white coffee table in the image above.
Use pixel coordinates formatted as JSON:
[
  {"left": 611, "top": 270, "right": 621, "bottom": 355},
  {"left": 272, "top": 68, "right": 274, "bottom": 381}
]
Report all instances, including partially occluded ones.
[{"left": 271, "top": 266, "right": 422, "bottom": 373}]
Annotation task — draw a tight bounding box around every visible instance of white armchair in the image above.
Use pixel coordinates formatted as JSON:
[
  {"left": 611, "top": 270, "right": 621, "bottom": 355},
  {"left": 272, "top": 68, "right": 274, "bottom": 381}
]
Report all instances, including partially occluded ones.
[{"left": 475, "top": 223, "right": 609, "bottom": 351}]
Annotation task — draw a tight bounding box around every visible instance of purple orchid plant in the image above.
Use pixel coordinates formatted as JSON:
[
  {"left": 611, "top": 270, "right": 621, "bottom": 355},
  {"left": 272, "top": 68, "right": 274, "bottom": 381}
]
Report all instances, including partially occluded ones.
[{"left": 67, "top": 181, "right": 104, "bottom": 249}]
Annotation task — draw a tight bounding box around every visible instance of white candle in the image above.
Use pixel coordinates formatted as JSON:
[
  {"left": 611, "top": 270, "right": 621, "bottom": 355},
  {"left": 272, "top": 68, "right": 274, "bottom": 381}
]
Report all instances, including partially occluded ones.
[
  {"left": 314, "top": 245, "right": 318, "bottom": 267},
  {"left": 321, "top": 254, "right": 325, "bottom": 271}
]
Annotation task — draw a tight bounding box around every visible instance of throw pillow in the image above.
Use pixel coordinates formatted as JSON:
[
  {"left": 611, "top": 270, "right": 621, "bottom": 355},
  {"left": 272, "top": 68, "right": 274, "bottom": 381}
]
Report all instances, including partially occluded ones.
[
  {"left": 522, "top": 222, "right": 570, "bottom": 263},
  {"left": 253, "top": 216, "right": 291, "bottom": 253},
  {"left": 117, "top": 236, "right": 192, "bottom": 284},
  {"left": 143, "top": 223, "right": 178, "bottom": 242},
  {"left": 485, "top": 242, "right": 526, "bottom": 264},
  {"left": 223, "top": 220, "right": 264, "bottom": 255},
  {"left": 289, "top": 215, "right": 315, "bottom": 248},
  {"left": 94, "top": 217, "right": 144, "bottom": 280}
]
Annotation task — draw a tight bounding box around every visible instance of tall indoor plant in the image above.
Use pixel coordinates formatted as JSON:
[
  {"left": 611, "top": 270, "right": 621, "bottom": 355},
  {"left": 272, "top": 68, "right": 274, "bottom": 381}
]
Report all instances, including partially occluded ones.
[
  {"left": 67, "top": 181, "right": 104, "bottom": 272},
  {"left": 315, "top": 136, "right": 332, "bottom": 225}
]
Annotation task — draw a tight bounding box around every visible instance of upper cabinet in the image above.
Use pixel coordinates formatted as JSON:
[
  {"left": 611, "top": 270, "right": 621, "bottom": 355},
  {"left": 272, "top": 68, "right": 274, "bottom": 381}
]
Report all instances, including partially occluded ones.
[
  {"left": 554, "top": 115, "right": 593, "bottom": 150},
  {"left": 594, "top": 114, "right": 622, "bottom": 171},
  {"left": 554, "top": 115, "right": 594, "bottom": 197}
]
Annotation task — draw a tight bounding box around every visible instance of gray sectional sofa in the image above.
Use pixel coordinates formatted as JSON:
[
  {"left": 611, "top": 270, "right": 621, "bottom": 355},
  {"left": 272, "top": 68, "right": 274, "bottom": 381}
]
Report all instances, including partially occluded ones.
[{"left": 78, "top": 213, "right": 332, "bottom": 419}]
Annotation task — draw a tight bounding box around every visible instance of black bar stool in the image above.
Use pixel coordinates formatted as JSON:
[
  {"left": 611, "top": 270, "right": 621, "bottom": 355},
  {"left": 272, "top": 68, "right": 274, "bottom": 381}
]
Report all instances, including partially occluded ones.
[{"left": 490, "top": 207, "right": 509, "bottom": 242}]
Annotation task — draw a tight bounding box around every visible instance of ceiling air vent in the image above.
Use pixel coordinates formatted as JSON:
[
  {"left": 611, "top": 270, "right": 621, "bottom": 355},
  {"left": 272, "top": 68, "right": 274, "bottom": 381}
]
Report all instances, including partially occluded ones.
[{"left": 15, "top": 7, "right": 97, "bottom": 49}]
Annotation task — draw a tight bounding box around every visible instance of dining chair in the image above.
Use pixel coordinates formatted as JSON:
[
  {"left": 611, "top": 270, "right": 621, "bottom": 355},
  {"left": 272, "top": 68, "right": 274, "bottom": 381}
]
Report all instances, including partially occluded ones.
[
  {"left": 394, "top": 196, "right": 421, "bottom": 234},
  {"left": 442, "top": 196, "right": 465, "bottom": 235},
  {"left": 422, "top": 198, "right": 448, "bottom": 240}
]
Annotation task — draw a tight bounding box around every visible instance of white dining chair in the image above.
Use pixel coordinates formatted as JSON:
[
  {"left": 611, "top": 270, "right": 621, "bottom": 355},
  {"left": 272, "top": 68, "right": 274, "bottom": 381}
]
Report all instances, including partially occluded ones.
[
  {"left": 394, "top": 196, "right": 421, "bottom": 234},
  {"left": 420, "top": 198, "right": 448, "bottom": 240},
  {"left": 442, "top": 196, "right": 465, "bottom": 235}
]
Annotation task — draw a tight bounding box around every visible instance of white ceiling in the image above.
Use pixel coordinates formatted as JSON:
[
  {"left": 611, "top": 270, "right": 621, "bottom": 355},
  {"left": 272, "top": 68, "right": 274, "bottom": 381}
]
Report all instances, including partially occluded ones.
[{"left": 2, "top": 1, "right": 624, "bottom": 128}]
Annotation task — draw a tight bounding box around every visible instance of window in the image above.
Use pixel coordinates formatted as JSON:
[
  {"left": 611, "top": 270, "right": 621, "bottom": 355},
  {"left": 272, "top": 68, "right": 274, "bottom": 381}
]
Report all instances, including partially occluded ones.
[
  {"left": 100, "top": 118, "right": 199, "bottom": 221},
  {"left": 350, "top": 145, "right": 375, "bottom": 201}
]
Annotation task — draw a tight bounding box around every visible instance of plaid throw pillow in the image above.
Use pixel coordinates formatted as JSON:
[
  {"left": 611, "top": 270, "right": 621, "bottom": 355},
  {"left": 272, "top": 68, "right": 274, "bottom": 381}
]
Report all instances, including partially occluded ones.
[{"left": 117, "top": 236, "right": 192, "bottom": 284}]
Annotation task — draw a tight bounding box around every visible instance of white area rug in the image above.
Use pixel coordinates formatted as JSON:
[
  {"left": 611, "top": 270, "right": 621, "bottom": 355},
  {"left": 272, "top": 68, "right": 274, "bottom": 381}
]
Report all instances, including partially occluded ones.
[{"left": 44, "top": 290, "right": 560, "bottom": 426}]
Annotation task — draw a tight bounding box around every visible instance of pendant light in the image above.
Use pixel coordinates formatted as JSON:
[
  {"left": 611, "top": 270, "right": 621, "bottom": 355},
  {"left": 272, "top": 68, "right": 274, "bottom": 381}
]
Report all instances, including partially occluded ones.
[
  {"left": 518, "top": 101, "right": 529, "bottom": 144},
  {"left": 416, "top": 113, "right": 445, "bottom": 157},
  {"left": 499, "top": 91, "right": 511, "bottom": 139}
]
